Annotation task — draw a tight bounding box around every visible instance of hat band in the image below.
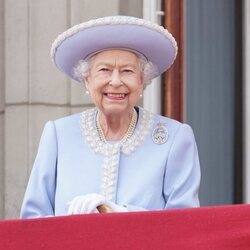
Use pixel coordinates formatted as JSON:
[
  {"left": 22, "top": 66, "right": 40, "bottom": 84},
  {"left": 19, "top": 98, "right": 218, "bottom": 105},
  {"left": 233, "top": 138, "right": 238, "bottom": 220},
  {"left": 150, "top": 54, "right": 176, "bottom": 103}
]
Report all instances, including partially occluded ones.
[{"left": 84, "top": 47, "right": 148, "bottom": 61}]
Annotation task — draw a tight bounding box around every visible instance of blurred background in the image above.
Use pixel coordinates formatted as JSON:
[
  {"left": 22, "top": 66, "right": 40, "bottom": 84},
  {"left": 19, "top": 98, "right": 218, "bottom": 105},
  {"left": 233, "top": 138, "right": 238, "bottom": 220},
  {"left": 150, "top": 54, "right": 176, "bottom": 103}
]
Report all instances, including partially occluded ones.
[{"left": 0, "top": 0, "right": 249, "bottom": 219}]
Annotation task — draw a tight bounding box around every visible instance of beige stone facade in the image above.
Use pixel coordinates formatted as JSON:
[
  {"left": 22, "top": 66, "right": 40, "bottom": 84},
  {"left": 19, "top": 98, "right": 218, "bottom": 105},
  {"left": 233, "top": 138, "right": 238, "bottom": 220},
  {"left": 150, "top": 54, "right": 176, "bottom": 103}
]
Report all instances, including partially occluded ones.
[{"left": 0, "top": 0, "right": 142, "bottom": 219}]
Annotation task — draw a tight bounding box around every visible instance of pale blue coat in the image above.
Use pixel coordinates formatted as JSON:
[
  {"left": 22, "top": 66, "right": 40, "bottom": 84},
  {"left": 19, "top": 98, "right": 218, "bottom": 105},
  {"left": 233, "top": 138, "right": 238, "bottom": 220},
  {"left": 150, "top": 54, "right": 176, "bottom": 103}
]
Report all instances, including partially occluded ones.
[{"left": 20, "top": 107, "right": 200, "bottom": 218}]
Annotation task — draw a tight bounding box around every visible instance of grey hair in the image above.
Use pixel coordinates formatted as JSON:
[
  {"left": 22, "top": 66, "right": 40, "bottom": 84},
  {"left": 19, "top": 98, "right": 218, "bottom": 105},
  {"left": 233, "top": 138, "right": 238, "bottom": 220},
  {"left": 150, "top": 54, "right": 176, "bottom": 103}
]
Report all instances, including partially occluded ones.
[
  {"left": 137, "top": 55, "right": 159, "bottom": 87},
  {"left": 73, "top": 59, "right": 91, "bottom": 84},
  {"left": 73, "top": 54, "right": 158, "bottom": 88}
]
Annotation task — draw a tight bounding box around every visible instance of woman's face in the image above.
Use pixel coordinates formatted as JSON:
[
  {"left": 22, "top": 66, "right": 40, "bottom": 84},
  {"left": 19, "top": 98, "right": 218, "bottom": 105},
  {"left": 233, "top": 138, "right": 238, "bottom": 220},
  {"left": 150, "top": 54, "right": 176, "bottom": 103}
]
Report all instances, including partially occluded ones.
[{"left": 85, "top": 49, "right": 143, "bottom": 116}]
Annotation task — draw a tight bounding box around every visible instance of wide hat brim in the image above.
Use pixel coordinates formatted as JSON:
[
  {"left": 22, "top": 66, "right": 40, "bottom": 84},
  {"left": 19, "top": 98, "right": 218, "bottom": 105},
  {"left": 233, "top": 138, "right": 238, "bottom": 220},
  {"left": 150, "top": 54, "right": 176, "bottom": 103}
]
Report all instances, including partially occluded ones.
[{"left": 51, "top": 16, "right": 178, "bottom": 82}]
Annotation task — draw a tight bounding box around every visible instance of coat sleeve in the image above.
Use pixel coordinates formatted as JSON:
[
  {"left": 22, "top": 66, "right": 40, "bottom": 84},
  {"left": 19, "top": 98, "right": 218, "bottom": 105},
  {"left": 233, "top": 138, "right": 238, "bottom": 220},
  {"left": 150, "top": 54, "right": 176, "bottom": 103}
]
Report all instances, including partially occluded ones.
[
  {"left": 163, "top": 123, "right": 201, "bottom": 209},
  {"left": 20, "top": 121, "right": 57, "bottom": 218}
]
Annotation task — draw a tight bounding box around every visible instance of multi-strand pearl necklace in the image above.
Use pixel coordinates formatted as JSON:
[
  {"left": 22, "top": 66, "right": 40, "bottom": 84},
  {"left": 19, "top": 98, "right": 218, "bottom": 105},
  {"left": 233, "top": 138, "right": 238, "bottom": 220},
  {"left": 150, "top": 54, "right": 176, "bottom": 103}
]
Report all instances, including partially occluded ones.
[{"left": 96, "top": 109, "right": 137, "bottom": 144}]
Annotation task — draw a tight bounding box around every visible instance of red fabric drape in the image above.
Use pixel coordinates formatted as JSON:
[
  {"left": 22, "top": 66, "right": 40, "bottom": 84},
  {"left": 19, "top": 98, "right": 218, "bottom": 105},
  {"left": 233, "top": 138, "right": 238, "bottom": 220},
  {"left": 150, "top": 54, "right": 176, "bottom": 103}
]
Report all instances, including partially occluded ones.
[{"left": 1, "top": 205, "right": 250, "bottom": 249}]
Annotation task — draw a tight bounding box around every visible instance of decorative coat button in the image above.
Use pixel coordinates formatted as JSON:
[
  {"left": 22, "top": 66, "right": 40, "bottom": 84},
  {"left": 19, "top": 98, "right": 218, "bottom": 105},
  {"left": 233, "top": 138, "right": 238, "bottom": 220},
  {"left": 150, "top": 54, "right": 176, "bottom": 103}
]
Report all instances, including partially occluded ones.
[{"left": 152, "top": 121, "right": 168, "bottom": 144}]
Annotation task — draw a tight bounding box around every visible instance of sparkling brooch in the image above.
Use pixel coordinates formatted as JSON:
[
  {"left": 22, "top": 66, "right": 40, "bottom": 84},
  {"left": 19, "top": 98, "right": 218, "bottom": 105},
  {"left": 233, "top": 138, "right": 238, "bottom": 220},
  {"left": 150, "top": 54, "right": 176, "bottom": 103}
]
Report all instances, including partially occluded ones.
[{"left": 152, "top": 121, "right": 168, "bottom": 145}]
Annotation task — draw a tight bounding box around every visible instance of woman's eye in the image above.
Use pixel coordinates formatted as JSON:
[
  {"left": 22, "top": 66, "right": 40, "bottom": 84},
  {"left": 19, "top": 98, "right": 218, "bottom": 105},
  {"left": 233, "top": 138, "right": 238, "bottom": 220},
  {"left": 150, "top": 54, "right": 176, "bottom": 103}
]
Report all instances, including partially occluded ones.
[
  {"left": 99, "top": 68, "right": 109, "bottom": 72},
  {"left": 123, "top": 69, "right": 133, "bottom": 73}
]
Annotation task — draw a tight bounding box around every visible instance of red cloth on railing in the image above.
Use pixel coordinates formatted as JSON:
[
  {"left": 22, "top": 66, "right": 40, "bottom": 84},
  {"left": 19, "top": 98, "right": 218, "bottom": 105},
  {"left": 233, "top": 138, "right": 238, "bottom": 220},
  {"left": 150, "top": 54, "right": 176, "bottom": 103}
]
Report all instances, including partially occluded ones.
[{"left": 0, "top": 204, "right": 250, "bottom": 249}]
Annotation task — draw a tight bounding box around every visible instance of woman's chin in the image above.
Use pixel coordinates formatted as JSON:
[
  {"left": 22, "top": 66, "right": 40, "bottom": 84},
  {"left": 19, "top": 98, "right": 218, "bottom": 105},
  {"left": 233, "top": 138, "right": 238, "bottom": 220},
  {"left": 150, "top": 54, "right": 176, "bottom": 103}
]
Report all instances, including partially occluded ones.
[{"left": 100, "top": 105, "right": 132, "bottom": 116}]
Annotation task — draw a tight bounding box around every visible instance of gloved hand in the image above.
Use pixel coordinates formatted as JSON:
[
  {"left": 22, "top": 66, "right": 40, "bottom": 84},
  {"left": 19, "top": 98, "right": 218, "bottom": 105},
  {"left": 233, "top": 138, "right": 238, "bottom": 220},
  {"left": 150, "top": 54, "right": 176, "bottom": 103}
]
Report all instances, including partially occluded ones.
[
  {"left": 105, "top": 200, "right": 128, "bottom": 213},
  {"left": 67, "top": 193, "right": 106, "bottom": 215}
]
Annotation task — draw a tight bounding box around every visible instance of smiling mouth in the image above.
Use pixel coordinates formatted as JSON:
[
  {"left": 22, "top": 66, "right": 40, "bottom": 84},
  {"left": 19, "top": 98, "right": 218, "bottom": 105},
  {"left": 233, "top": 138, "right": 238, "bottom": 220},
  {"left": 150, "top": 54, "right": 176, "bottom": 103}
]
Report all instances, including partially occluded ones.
[{"left": 104, "top": 93, "right": 128, "bottom": 99}]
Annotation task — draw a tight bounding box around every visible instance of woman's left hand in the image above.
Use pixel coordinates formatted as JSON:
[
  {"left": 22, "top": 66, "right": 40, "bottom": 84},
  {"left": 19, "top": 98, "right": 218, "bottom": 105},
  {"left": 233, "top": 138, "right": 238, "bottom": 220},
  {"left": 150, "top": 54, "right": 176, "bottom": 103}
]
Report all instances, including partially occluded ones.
[
  {"left": 67, "top": 193, "right": 106, "bottom": 214},
  {"left": 104, "top": 200, "right": 128, "bottom": 212},
  {"left": 67, "top": 193, "right": 128, "bottom": 214}
]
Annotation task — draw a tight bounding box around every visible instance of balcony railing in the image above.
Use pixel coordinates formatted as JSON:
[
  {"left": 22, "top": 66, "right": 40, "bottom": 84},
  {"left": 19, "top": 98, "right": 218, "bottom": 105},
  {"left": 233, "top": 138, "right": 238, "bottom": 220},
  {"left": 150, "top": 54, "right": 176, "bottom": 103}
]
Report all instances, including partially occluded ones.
[{"left": 1, "top": 204, "right": 250, "bottom": 249}]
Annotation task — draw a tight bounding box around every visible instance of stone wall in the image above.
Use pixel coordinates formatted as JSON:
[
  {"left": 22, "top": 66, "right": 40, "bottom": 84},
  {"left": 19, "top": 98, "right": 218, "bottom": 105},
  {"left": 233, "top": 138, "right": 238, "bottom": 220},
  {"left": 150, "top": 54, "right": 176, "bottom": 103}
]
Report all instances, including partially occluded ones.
[{"left": 0, "top": 0, "right": 4, "bottom": 219}]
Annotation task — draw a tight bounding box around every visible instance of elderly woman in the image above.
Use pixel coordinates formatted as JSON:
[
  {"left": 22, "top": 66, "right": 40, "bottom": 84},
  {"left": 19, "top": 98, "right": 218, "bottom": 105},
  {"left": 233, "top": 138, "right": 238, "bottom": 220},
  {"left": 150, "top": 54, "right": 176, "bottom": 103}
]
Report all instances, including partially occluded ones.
[{"left": 20, "top": 16, "right": 200, "bottom": 218}]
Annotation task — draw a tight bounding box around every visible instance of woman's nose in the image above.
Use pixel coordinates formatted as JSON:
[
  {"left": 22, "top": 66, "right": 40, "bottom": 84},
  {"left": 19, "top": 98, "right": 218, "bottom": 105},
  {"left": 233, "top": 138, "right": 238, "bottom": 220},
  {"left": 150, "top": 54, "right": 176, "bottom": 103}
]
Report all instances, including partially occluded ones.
[{"left": 109, "top": 70, "right": 122, "bottom": 86}]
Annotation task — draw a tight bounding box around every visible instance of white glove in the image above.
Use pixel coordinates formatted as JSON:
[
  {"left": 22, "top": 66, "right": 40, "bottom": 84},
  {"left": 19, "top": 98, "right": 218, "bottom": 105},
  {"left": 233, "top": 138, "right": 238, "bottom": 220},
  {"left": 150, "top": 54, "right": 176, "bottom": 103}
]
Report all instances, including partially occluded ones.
[{"left": 67, "top": 193, "right": 106, "bottom": 215}]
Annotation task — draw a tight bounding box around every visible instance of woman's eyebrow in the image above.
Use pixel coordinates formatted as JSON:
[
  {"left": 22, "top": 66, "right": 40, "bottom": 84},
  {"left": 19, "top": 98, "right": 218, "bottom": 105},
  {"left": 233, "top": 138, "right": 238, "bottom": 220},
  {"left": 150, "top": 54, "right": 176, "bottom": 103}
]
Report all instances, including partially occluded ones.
[
  {"left": 94, "top": 62, "right": 137, "bottom": 69},
  {"left": 94, "top": 62, "right": 113, "bottom": 68},
  {"left": 121, "top": 64, "right": 137, "bottom": 69}
]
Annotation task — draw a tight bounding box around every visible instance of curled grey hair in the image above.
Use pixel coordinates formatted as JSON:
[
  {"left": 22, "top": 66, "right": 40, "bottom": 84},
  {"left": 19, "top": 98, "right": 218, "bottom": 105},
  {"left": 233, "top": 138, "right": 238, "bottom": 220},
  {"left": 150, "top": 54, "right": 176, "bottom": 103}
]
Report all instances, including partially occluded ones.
[{"left": 73, "top": 54, "right": 158, "bottom": 88}]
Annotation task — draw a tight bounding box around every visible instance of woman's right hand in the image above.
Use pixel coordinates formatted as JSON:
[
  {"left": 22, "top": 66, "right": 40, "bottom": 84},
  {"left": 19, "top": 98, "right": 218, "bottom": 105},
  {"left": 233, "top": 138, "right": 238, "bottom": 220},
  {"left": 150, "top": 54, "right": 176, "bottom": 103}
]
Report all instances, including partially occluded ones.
[{"left": 67, "top": 193, "right": 106, "bottom": 215}]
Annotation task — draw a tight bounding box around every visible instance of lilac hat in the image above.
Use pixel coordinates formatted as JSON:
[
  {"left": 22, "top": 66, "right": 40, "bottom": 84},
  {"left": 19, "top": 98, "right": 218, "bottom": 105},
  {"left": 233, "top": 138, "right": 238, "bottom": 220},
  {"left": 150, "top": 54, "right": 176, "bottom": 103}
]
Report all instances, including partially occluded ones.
[{"left": 50, "top": 16, "right": 178, "bottom": 82}]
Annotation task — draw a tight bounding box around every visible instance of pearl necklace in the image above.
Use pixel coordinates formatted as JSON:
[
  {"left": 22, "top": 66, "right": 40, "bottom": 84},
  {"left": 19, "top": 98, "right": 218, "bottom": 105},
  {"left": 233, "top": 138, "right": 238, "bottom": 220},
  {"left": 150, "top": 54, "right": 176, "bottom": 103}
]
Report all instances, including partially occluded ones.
[
  {"left": 96, "top": 109, "right": 137, "bottom": 144},
  {"left": 80, "top": 107, "right": 153, "bottom": 201}
]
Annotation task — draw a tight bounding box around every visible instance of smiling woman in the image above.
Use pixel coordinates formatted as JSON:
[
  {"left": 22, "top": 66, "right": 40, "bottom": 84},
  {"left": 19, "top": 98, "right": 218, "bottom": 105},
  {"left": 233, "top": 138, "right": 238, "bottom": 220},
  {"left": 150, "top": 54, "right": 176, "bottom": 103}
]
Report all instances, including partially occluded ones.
[
  {"left": 20, "top": 16, "right": 201, "bottom": 218},
  {"left": 87, "top": 50, "right": 142, "bottom": 116},
  {"left": 88, "top": 50, "right": 143, "bottom": 140}
]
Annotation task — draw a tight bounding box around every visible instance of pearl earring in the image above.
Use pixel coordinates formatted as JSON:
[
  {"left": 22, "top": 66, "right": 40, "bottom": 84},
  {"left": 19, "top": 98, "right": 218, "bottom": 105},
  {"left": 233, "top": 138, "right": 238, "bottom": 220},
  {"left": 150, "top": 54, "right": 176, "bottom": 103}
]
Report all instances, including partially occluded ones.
[
  {"left": 85, "top": 90, "right": 89, "bottom": 95},
  {"left": 139, "top": 93, "right": 143, "bottom": 98}
]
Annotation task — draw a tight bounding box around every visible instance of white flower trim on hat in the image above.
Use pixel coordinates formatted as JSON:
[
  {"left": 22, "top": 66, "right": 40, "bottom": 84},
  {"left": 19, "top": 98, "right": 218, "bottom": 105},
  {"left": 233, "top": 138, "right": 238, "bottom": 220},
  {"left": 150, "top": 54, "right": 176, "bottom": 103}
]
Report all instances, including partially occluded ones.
[{"left": 50, "top": 16, "right": 178, "bottom": 66}]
